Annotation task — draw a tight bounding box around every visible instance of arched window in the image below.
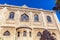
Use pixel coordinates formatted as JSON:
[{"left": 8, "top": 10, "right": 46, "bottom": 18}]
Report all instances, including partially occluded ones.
[
  {"left": 47, "top": 16, "right": 52, "bottom": 22},
  {"left": 3, "top": 31, "right": 10, "bottom": 36},
  {"left": 23, "top": 31, "right": 27, "bottom": 36},
  {"left": 37, "top": 32, "right": 41, "bottom": 37},
  {"left": 29, "top": 31, "right": 31, "bottom": 37},
  {"left": 34, "top": 14, "right": 39, "bottom": 22},
  {"left": 21, "top": 13, "right": 29, "bottom": 21},
  {"left": 9, "top": 12, "right": 15, "bottom": 19},
  {"left": 17, "top": 32, "right": 20, "bottom": 37}
]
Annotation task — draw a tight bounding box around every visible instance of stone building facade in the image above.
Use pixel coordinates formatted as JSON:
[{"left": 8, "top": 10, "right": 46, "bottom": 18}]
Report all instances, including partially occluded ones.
[{"left": 0, "top": 4, "right": 60, "bottom": 40}]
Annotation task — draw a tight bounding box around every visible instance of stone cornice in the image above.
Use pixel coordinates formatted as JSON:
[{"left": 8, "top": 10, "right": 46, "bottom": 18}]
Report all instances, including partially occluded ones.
[{"left": 0, "top": 4, "right": 54, "bottom": 13}]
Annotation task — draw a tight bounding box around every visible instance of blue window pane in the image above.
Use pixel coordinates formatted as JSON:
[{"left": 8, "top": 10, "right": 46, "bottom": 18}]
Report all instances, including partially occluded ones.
[
  {"left": 34, "top": 14, "right": 39, "bottom": 21},
  {"left": 18, "top": 32, "right": 20, "bottom": 37},
  {"left": 47, "top": 16, "right": 52, "bottom": 22},
  {"left": 3, "top": 31, "right": 10, "bottom": 36},
  {"left": 9, "top": 12, "right": 15, "bottom": 19},
  {"left": 21, "top": 14, "right": 29, "bottom": 21}
]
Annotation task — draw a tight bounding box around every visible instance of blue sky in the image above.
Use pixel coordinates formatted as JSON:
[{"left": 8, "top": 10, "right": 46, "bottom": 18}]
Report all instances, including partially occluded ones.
[{"left": 0, "top": 0, "right": 60, "bottom": 21}]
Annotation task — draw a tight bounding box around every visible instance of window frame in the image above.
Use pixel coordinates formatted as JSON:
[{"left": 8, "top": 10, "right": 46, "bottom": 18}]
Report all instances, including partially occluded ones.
[
  {"left": 34, "top": 14, "right": 39, "bottom": 22},
  {"left": 3, "top": 31, "right": 10, "bottom": 36},
  {"left": 21, "top": 13, "right": 29, "bottom": 22},
  {"left": 47, "top": 16, "right": 52, "bottom": 22},
  {"left": 9, "top": 12, "right": 15, "bottom": 20},
  {"left": 37, "top": 32, "right": 41, "bottom": 37},
  {"left": 23, "top": 31, "right": 27, "bottom": 37}
]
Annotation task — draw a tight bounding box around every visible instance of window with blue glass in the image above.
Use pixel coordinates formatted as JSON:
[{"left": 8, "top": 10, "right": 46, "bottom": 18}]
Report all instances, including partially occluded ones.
[
  {"left": 9, "top": 12, "right": 15, "bottom": 19},
  {"left": 21, "top": 13, "right": 29, "bottom": 21},
  {"left": 34, "top": 14, "right": 39, "bottom": 22},
  {"left": 47, "top": 16, "right": 52, "bottom": 22},
  {"left": 3, "top": 31, "right": 10, "bottom": 36}
]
